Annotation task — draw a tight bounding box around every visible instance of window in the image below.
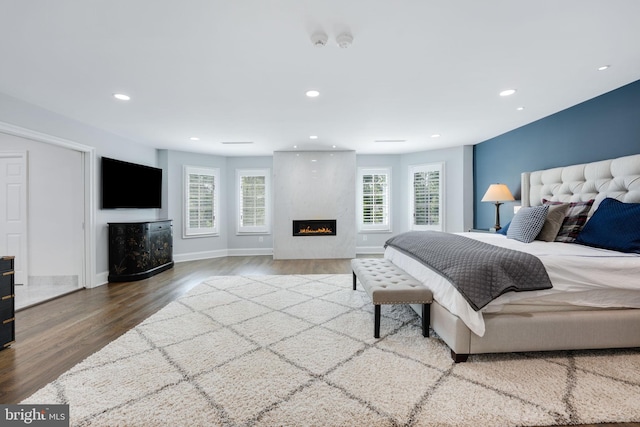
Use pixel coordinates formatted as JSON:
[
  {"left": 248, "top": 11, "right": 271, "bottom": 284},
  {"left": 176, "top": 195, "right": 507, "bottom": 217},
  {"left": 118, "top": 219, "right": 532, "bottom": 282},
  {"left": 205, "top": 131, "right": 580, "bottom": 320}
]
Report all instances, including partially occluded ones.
[
  {"left": 357, "top": 167, "right": 391, "bottom": 232},
  {"left": 409, "top": 163, "right": 444, "bottom": 231},
  {"left": 236, "top": 169, "right": 271, "bottom": 234},
  {"left": 184, "top": 166, "right": 219, "bottom": 237}
]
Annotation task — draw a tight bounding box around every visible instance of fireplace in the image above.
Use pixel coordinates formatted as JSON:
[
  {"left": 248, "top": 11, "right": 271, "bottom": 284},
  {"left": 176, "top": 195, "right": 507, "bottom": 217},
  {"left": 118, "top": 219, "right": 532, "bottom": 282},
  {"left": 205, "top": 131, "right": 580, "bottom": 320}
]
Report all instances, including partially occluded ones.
[{"left": 292, "top": 219, "right": 337, "bottom": 236}]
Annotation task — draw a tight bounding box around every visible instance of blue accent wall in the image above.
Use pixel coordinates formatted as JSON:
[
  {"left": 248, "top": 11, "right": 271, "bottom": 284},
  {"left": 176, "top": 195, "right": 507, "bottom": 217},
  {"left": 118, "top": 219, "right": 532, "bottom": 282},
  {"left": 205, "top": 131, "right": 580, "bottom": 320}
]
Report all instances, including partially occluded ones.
[{"left": 474, "top": 79, "right": 640, "bottom": 229}]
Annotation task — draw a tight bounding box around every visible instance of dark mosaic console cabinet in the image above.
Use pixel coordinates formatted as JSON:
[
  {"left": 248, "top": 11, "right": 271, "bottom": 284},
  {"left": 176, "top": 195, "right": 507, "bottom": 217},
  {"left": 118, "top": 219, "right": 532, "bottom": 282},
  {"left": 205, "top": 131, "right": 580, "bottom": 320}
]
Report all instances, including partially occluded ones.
[
  {"left": 0, "top": 256, "right": 15, "bottom": 350},
  {"left": 108, "top": 220, "right": 174, "bottom": 282}
]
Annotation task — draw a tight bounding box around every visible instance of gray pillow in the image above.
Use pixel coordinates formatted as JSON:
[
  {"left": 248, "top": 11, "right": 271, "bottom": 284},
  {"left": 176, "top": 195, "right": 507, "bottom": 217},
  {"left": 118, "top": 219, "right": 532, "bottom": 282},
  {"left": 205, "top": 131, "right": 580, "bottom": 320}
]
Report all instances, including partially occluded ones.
[
  {"left": 535, "top": 203, "right": 570, "bottom": 242},
  {"left": 507, "top": 205, "right": 549, "bottom": 243}
]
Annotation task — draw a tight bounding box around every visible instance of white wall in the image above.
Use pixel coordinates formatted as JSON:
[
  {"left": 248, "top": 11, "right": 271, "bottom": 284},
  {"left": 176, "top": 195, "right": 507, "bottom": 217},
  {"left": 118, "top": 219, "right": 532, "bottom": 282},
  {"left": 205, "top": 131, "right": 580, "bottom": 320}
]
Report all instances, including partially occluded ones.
[{"left": 273, "top": 151, "right": 356, "bottom": 259}]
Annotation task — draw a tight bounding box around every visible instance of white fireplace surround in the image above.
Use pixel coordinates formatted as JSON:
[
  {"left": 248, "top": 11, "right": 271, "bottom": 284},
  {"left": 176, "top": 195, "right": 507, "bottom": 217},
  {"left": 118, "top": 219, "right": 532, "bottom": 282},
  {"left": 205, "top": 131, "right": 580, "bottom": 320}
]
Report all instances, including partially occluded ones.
[{"left": 273, "top": 151, "right": 356, "bottom": 259}]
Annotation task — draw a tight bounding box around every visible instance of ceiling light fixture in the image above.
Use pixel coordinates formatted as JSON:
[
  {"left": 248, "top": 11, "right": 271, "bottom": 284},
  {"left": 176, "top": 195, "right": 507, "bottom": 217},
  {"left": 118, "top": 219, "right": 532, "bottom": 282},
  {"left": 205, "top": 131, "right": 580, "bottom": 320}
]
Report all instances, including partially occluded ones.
[
  {"left": 113, "top": 93, "right": 130, "bottom": 101},
  {"left": 431, "top": 134, "right": 441, "bottom": 138},
  {"left": 336, "top": 32, "right": 354, "bottom": 48},
  {"left": 220, "top": 141, "right": 254, "bottom": 145},
  {"left": 309, "top": 135, "right": 318, "bottom": 139},
  {"left": 598, "top": 65, "right": 610, "bottom": 71},
  {"left": 499, "top": 89, "right": 517, "bottom": 97},
  {"left": 374, "top": 139, "right": 406, "bottom": 143},
  {"left": 306, "top": 90, "right": 320, "bottom": 98},
  {"left": 516, "top": 106, "right": 525, "bottom": 111},
  {"left": 189, "top": 137, "right": 200, "bottom": 141}
]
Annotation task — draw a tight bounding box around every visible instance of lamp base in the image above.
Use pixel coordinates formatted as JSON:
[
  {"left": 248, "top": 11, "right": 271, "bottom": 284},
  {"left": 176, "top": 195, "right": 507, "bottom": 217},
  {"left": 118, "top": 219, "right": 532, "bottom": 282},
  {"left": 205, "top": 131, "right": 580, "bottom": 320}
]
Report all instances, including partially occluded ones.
[{"left": 493, "top": 202, "right": 503, "bottom": 231}]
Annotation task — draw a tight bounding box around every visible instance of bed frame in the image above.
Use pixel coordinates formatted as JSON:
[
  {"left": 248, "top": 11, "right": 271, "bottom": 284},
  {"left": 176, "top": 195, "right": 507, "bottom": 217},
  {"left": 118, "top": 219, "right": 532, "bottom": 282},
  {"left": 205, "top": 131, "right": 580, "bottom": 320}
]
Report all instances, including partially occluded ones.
[{"left": 414, "top": 153, "right": 640, "bottom": 362}]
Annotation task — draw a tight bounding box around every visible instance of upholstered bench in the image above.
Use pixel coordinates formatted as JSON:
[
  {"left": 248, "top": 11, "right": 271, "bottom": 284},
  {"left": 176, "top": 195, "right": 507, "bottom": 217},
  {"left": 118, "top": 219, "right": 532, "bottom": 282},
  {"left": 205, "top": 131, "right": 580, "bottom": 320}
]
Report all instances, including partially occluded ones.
[{"left": 351, "top": 258, "right": 432, "bottom": 338}]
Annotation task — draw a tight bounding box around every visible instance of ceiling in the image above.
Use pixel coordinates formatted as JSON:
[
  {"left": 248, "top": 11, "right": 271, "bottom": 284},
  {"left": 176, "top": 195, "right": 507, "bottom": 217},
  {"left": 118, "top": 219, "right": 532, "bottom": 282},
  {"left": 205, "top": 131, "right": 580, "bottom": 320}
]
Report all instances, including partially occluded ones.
[{"left": 1, "top": 1, "right": 639, "bottom": 157}]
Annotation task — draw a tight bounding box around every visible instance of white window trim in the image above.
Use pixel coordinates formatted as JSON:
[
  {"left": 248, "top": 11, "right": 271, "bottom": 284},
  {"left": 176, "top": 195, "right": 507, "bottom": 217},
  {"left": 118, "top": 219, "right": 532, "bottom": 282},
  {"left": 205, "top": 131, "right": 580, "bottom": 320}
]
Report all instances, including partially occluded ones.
[
  {"left": 357, "top": 167, "right": 392, "bottom": 232},
  {"left": 236, "top": 168, "right": 271, "bottom": 234},
  {"left": 183, "top": 165, "right": 219, "bottom": 238},
  {"left": 408, "top": 162, "right": 444, "bottom": 231}
]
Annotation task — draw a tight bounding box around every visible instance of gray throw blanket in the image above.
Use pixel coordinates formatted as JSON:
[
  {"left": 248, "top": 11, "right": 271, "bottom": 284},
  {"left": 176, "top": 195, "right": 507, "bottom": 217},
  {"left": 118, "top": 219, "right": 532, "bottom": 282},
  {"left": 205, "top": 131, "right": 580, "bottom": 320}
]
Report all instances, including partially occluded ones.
[{"left": 384, "top": 231, "right": 552, "bottom": 311}]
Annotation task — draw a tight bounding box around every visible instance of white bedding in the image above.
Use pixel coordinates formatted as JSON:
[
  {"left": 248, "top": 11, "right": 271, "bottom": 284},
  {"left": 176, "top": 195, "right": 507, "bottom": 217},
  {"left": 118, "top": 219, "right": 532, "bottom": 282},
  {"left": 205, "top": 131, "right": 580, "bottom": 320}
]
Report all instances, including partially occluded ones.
[{"left": 384, "top": 232, "right": 640, "bottom": 337}]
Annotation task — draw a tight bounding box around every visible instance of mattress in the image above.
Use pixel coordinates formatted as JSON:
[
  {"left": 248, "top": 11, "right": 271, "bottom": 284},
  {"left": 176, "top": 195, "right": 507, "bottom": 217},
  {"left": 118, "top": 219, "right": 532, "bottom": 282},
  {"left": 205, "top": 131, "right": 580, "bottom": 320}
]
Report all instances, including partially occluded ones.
[{"left": 384, "top": 232, "right": 640, "bottom": 336}]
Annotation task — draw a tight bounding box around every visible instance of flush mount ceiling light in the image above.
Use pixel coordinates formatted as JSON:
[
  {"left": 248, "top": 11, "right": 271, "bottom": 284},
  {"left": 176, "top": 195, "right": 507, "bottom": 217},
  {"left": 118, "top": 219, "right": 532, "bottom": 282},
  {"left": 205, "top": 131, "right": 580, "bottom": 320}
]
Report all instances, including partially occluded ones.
[
  {"left": 374, "top": 139, "right": 406, "bottom": 143},
  {"left": 113, "top": 93, "right": 130, "bottom": 101},
  {"left": 499, "top": 89, "right": 517, "bottom": 97},
  {"left": 516, "top": 106, "right": 525, "bottom": 111},
  {"left": 430, "top": 134, "right": 441, "bottom": 138},
  {"left": 336, "top": 32, "right": 353, "bottom": 48},
  {"left": 598, "top": 65, "right": 610, "bottom": 71},
  {"left": 309, "top": 135, "right": 318, "bottom": 140},
  {"left": 306, "top": 90, "right": 320, "bottom": 98},
  {"left": 189, "top": 137, "right": 200, "bottom": 141},
  {"left": 220, "top": 141, "right": 254, "bottom": 145}
]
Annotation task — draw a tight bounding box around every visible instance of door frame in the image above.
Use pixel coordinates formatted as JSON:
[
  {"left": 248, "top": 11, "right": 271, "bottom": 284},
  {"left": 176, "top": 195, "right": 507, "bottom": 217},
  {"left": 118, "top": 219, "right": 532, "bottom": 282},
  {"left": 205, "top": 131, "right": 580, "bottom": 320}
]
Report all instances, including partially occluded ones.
[{"left": 0, "top": 121, "right": 96, "bottom": 288}]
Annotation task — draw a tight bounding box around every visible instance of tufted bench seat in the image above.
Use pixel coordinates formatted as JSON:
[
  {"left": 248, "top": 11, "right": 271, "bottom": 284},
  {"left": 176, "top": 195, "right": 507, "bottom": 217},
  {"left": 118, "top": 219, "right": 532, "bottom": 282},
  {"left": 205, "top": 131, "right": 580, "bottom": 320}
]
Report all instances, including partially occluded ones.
[{"left": 351, "top": 258, "right": 432, "bottom": 338}]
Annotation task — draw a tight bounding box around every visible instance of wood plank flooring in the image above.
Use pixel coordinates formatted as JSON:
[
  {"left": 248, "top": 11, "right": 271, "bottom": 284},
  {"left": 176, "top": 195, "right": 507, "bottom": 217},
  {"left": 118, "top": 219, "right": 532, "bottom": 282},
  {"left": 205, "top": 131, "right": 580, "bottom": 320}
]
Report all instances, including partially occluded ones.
[{"left": 0, "top": 256, "right": 636, "bottom": 427}]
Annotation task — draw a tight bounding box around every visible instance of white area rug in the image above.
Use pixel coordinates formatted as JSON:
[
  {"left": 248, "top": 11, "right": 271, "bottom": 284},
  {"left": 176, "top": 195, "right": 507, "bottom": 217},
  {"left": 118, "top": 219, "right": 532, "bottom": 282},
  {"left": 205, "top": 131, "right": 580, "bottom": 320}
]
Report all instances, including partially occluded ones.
[{"left": 23, "top": 274, "right": 640, "bottom": 426}]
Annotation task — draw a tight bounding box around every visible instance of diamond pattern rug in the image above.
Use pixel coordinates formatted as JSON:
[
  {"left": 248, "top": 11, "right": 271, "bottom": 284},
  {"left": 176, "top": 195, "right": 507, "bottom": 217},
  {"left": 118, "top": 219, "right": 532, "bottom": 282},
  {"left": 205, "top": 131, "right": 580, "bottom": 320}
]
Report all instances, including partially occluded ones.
[{"left": 22, "top": 274, "right": 640, "bottom": 426}]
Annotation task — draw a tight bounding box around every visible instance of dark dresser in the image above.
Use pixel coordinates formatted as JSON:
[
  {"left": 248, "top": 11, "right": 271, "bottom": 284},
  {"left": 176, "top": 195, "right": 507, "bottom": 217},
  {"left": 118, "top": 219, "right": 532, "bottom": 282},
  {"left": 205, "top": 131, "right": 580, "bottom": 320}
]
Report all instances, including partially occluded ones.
[
  {"left": 0, "top": 256, "right": 15, "bottom": 350},
  {"left": 108, "top": 220, "right": 174, "bottom": 282}
]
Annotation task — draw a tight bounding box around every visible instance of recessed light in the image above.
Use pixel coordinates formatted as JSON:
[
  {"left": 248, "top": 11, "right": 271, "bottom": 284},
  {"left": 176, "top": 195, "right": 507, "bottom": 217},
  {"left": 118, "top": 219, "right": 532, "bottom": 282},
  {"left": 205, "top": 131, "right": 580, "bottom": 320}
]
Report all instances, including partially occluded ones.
[
  {"left": 499, "top": 89, "right": 517, "bottom": 97},
  {"left": 311, "top": 159, "right": 317, "bottom": 162},
  {"left": 113, "top": 93, "right": 130, "bottom": 101},
  {"left": 516, "top": 106, "right": 525, "bottom": 111},
  {"left": 309, "top": 135, "right": 318, "bottom": 140},
  {"left": 430, "top": 134, "right": 441, "bottom": 138},
  {"left": 306, "top": 90, "right": 320, "bottom": 98},
  {"left": 598, "top": 65, "right": 610, "bottom": 71},
  {"left": 332, "top": 145, "right": 337, "bottom": 148},
  {"left": 293, "top": 145, "right": 298, "bottom": 149},
  {"left": 190, "top": 137, "right": 200, "bottom": 141}
]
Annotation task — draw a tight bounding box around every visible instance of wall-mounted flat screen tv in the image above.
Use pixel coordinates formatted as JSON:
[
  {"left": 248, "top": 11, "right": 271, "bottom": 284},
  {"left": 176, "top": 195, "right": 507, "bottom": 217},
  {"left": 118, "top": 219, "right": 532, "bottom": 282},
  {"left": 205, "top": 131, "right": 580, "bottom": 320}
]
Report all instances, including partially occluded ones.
[{"left": 101, "top": 157, "right": 162, "bottom": 209}]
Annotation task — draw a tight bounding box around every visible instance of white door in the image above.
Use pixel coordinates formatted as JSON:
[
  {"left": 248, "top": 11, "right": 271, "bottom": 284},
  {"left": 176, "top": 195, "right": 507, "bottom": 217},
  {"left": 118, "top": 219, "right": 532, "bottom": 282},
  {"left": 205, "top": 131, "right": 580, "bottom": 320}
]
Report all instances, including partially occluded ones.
[{"left": 0, "top": 152, "right": 28, "bottom": 285}]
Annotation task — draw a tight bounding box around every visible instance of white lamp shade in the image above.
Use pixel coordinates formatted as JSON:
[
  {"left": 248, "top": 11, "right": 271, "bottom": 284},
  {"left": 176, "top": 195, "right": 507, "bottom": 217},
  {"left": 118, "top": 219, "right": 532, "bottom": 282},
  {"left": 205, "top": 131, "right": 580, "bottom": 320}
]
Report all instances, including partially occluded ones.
[{"left": 481, "top": 184, "right": 515, "bottom": 202}]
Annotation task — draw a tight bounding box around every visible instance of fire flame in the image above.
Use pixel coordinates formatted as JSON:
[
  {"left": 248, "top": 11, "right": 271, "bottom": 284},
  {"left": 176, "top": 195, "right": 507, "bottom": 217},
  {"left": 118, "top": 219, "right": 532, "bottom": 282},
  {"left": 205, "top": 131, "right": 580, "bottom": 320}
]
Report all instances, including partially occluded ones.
[{"left": 298, "top": 226, "right": 333, "bottom": 234}]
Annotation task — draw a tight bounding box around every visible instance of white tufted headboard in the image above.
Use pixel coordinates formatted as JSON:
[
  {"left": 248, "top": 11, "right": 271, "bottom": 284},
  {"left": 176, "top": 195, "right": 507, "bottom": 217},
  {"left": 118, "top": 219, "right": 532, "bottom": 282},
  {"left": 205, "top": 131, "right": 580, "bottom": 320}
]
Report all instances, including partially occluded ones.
[{"left": 521, "top": 153, "right": 640, "bottom": 215}]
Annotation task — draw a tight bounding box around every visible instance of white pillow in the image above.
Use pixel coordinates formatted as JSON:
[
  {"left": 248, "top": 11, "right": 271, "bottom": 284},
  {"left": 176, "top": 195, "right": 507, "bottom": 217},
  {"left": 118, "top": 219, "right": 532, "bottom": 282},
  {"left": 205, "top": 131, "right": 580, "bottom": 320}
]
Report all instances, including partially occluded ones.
[{"left": 507, "top": 205, "right": 549, "bottom": 243}]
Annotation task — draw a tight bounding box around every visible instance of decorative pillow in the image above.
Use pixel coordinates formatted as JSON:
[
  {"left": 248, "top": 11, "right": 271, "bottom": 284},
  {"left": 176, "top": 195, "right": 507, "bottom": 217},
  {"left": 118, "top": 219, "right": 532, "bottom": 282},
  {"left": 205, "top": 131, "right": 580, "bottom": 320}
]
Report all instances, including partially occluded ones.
[
  {"left": 496, "top": 221, "right": 510, "bottom": 235},
  {"left": 506, "top": 205, "right": 549, "bottom": 243},
  {"left": 535, "top": 203, "right": 570, "bottom": 242},
  {"left": 575, "top": 198, "right": 640, "bottom": 253},
  {"left": 543, "top": 199, "right": 594, "bottom": 243}
]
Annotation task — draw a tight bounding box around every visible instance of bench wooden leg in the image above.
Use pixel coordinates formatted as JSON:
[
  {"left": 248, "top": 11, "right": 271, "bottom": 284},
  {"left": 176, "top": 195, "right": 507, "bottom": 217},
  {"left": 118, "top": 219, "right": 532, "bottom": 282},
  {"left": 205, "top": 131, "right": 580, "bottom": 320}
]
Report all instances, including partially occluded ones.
[
  {"left": 374, "top": 305, "right": 381, "bottom": 338},
  {"left": 352, "top": 272, "right": 357, "bottom": 290},
  {"left": 422, "top": 303, "right": 430, "bottom": 337}
]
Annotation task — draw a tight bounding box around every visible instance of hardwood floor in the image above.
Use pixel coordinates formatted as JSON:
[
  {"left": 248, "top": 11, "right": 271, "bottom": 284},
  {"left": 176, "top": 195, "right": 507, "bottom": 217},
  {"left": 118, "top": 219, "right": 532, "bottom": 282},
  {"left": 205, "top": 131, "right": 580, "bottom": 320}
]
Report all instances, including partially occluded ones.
[{"left": 0, "top": 256, "right": 636, "bottom": 427}]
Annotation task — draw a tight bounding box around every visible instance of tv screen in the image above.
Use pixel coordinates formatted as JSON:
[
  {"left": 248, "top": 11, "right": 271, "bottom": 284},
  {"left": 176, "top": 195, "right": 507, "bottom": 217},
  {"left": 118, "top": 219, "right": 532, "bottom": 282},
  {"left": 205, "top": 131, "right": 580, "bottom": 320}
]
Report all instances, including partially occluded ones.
[{"left": 101, "top": 157, "right": 162, "bottom": 209}]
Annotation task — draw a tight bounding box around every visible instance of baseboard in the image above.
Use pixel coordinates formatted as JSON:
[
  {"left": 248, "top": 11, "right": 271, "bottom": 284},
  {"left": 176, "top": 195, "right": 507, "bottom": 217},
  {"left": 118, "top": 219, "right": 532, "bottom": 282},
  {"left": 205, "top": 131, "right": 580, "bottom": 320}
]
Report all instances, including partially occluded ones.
[
  {"left": 173, "top": 249, "right": 229, "bottom": 263},
  {"left": 227, "top": 248, "right": 273, "bottom": 257}
]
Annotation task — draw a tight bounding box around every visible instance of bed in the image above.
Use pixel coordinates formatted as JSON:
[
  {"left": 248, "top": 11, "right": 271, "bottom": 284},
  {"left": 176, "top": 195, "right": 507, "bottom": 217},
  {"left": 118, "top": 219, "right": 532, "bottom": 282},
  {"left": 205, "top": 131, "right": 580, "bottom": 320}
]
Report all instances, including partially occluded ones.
[{"left": 385, "top": 153, "right": 640, "bottom": 362}]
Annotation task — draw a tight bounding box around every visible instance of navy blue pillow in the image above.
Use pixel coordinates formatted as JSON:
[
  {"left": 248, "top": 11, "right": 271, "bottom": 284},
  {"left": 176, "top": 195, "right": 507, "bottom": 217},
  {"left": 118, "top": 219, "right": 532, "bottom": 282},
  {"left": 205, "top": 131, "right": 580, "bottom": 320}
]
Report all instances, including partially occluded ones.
[
  {"left": 575, "top": 198, "right": 640, "bottom": 253},
  {"left": 497, "top": 221, "right": 510, "bottom": 235}
]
